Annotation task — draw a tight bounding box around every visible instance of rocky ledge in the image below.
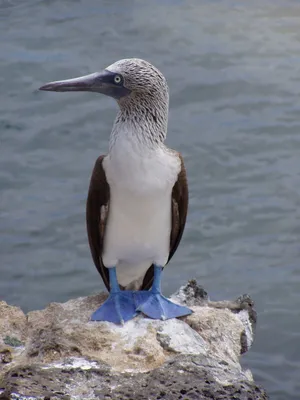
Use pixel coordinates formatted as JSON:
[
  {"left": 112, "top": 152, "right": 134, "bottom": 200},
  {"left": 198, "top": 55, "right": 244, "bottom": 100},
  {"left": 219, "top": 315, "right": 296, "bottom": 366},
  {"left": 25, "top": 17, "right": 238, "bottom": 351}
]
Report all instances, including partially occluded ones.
[{"left": 0, "top": 280, "right": 268, "bottom": 400}]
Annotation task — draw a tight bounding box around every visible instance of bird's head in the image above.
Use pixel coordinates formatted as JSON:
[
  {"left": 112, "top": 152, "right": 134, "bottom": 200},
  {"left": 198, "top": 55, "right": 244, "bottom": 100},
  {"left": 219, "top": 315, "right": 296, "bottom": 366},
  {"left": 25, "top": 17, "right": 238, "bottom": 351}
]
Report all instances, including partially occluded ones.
[{"left": 39, "top": 58, "right": 168, "bottom": 104}]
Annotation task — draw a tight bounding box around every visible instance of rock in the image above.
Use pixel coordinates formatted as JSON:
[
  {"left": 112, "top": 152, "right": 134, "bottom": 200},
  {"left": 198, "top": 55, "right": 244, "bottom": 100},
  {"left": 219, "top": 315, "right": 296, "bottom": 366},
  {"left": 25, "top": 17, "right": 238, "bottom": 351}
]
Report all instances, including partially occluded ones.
[{"left": 0, "top": 280, "right": 268, "bottom": 400}]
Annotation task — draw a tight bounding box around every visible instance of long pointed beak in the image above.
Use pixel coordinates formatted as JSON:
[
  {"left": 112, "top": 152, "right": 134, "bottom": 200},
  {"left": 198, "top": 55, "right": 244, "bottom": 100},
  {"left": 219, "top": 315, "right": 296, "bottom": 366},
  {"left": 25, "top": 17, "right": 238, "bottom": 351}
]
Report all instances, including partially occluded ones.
[
  {"left": 39, "top": 71, "right": 107, "bottom": 92},
  {"left": 39, "top": 70, "right": 131, "bottom": 99}
]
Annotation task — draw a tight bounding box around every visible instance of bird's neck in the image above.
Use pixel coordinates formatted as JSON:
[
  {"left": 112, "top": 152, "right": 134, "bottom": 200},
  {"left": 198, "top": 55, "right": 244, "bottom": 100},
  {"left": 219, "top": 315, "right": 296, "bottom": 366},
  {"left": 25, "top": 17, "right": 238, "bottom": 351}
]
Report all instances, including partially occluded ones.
[{"left": 109, "top": 93, "right": 169, "bottom": 153}]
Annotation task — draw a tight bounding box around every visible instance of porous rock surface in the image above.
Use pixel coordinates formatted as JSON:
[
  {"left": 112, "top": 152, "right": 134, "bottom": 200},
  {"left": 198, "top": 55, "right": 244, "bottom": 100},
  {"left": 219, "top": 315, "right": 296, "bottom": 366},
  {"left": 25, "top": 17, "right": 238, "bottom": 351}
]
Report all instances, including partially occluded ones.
[{"left": 0, "top": 280, "right": 268, "bottom": 400}]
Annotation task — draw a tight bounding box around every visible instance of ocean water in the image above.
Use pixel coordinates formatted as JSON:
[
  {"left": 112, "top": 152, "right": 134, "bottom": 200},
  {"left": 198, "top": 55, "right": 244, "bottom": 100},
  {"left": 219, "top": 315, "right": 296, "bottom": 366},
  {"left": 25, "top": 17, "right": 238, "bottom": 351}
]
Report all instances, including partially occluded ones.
[{"left": 1, "top": 1, "right": 300, "bottom": 398}]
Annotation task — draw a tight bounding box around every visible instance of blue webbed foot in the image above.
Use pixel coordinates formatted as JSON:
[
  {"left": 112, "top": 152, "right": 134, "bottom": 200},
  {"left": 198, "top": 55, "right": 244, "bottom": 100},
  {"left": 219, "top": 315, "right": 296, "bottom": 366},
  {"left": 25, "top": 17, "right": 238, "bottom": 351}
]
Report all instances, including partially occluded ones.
[
  {"left": 91, "top": 290, "right": 137, "bottom": 324},
  {"left": 134, "top": 264, "right": 192, "bottom": 320},
  {"left": 134, "top": 291, "right": 192, "bottom": 320},
  {"left": 91, "top": 266, "right": 138, "bottom": 324}
]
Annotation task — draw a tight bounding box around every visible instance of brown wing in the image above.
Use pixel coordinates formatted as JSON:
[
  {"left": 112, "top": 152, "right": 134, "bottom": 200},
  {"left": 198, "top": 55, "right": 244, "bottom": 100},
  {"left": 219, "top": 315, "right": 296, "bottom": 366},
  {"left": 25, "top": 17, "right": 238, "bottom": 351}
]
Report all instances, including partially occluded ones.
[
  {"left": 167, "top": 153, "right": 189, "bottom": 262},
  {"left": 86, "top": 155, "right": 110, "bottom": 291},
  {"left": 141, "top": 153, "right": 189, "bottom": 290}
]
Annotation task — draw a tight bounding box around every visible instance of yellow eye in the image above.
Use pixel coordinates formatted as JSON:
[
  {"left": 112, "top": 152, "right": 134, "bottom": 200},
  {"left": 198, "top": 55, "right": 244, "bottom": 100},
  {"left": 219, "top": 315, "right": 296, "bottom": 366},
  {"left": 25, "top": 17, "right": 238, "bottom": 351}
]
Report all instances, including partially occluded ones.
[{"left": 114, "top": 75, "right": 121, "bottom": 84}]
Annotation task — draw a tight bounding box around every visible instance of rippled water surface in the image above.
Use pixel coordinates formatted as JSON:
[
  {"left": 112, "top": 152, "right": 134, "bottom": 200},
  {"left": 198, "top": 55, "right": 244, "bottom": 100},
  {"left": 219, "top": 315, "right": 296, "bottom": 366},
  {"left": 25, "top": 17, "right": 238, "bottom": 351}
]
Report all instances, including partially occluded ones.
[{"left": 1, "top": 1, "right": 300, "bottom": 398}]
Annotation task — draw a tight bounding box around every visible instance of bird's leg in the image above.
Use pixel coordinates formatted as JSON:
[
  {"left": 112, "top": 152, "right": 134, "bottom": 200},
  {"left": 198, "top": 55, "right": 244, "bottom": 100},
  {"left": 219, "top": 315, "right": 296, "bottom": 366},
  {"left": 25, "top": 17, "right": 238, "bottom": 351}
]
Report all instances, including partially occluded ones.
[
  {"left": 134, "top": 265, "right": 192, "bottom": 320},
  {"left": 91, "top": 267, "right": 137, "bottom": 324}
]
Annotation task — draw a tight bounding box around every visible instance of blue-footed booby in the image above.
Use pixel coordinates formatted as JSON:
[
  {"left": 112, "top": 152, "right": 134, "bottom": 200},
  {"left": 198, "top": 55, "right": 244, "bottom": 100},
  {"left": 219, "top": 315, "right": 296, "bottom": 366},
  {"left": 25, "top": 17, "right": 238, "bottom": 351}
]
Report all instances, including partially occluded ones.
[{"left": 39, "top": 58, "right": 192, "bottom": 324}]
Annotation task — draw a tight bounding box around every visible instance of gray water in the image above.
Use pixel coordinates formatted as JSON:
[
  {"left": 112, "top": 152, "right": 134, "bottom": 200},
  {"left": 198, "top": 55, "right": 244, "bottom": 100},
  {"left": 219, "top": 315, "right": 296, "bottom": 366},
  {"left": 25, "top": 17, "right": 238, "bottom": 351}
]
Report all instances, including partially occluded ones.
[{"left": 1, "top": 0, "right": 300, "bottom": 398}]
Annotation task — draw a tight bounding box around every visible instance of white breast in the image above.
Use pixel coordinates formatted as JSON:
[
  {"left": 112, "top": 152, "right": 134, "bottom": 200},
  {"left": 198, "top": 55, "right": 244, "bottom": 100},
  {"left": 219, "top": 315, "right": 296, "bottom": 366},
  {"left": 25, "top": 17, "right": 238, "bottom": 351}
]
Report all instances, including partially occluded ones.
[{"left": 102, "top": 141, "right": 180, "bottom": 288}]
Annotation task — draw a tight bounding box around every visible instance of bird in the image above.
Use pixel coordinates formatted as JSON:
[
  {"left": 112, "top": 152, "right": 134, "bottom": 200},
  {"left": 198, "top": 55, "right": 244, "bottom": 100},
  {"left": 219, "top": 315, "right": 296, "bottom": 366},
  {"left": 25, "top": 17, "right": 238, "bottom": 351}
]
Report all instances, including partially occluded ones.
[{"left": 39, "top": 58, "right": 192, "bottom": 324}]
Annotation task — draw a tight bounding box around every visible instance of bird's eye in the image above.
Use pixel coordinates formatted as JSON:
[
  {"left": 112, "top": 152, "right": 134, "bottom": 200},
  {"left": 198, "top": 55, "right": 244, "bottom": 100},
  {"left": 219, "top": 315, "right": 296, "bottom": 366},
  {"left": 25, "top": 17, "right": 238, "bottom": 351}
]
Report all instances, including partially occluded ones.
[{"left": 114, "top": 75, "right": 122, "bottom": 84}]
